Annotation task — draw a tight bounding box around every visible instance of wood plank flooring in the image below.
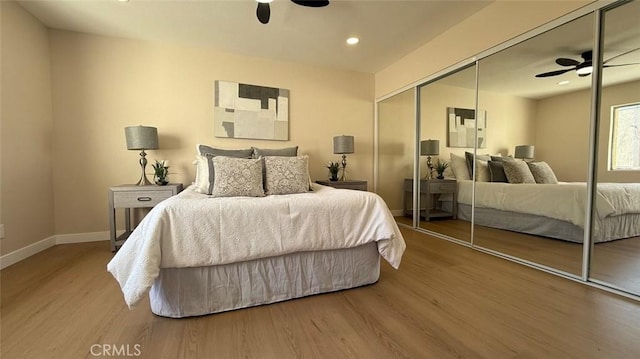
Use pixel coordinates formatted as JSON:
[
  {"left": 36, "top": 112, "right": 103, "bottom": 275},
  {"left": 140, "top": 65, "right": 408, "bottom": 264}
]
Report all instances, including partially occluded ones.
[
  {"left": 398, "top": 216, "right": 640, "bottom": 294},
  {"left": 2, "top": 228, "right": 640, "bottom": 358}
]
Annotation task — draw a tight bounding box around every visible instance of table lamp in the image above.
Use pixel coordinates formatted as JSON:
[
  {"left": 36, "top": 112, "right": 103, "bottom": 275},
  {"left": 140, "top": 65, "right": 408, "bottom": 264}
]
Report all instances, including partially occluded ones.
[
  {"left": 125, "top": 126, "right": 159, "bottom": 185},
  {"left": 333, "top": 135, "right": 354, "bottom": 181},
  {"left": 420, "top": 139, "right": 439, "bottom": 179}
]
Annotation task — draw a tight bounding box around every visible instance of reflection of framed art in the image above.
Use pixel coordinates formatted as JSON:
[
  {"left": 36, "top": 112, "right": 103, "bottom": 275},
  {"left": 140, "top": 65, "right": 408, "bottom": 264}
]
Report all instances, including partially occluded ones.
[
  {"left": 446, "top": 107, "right": 487, "bottom": 148},
  {"left": 214, "top": 80, "right": 290, "bottom": 141}
]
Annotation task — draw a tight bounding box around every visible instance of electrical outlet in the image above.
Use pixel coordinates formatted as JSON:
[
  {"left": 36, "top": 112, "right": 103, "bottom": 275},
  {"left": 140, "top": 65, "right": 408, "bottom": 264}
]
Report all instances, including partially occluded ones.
[{"left": 0, "top": 224, "right": 4, "bottom": 239}]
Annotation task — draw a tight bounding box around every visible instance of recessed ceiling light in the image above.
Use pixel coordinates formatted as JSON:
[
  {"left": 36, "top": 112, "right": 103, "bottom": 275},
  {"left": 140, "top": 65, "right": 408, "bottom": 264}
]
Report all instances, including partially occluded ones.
[
  {"left": 346, "top": 37, "right": 359, "bottom": 45},
  {"left": 558, "top": 80, "right": 570, "bottom": 86},
  {"left": 257, "top": 0, "right": 273, "bottom": 3},
  {"left": 117, "top": 0, "right": 129, "bottom": 2}
]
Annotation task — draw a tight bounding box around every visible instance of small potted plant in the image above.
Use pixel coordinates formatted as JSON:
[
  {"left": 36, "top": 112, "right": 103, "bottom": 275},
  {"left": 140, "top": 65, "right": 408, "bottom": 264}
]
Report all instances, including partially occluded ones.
[
  {"left": 434, "top": 160, "right": 449, "bottom": 180},
  {"left": 327, "top": 161, "right": 340, "bottom": 181},
  {"left": 152, "top": 160, "right": 170, "bottom": 185}
]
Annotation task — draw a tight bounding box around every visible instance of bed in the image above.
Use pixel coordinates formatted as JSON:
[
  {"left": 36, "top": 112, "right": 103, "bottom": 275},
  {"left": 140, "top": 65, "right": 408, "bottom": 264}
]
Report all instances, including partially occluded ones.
[
  {"left": 107, "top": 183, "right": 406, "bottom": 318},
  {"left": 455, "top": 180, "right": 640, "bottom": 243}
]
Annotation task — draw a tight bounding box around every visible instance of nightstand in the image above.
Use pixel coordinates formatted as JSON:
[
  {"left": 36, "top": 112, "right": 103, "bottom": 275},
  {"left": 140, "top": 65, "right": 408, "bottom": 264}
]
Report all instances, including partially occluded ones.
[
  {"left": 403, "top": 179, "right": 457, "bottom": 220},
  {"left": 316, "top": 180, "right": 368, "bottom": 191},
  {"left": 108, "top": 183, "right": 183, "bottom": 251}
]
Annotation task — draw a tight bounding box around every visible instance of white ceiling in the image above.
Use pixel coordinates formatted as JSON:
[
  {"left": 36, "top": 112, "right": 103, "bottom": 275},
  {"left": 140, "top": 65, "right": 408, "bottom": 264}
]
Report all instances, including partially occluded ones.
[{"left": 17, "top": 0, "right": 493, "bottom": 74}]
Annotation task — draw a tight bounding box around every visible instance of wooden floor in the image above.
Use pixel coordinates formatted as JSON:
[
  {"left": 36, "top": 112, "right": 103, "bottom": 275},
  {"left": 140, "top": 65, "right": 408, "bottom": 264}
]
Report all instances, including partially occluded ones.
[
  {"left": 397, "top": 216, "right": 640, "bottom": 295},
  {"left": 3, "top": 228, "right": 640, "bottom": 358}
]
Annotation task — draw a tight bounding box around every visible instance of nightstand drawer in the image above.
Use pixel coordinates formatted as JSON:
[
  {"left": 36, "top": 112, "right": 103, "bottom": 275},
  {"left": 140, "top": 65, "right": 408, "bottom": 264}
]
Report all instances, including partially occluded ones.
[
  {"left": 112, "top": 190, "right": 173, "bottom": 208},
  {"left": 429, "top": 182, "right": 456, "bottom": 193}
]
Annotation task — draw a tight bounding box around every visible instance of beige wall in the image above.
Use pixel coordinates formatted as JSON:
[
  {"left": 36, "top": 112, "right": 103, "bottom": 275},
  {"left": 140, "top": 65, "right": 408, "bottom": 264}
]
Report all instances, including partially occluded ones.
[
  {"left": 378, "top": 89, "right": 414, "bottom": 212},
  {"left": 536, "top": 79, "right": 640, "bottom": 182},
  {"left": 49, "top": 30, "right": 374, "bottom": 235},
  {"left": 375, "top": 0, "right": 591, "bottom": 99},
  {"left": 1, "top": 1, "right": 55, "bottom": 255}
]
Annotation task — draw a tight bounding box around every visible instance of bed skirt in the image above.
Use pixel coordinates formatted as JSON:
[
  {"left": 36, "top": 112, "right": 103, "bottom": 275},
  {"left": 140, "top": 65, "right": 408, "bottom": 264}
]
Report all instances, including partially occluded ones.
[
  {"left": 458, "top": 204, "right": 640, "bottom": 243},
  {"left": 149, "top": 242, "right": 380, "bottom": 318}
]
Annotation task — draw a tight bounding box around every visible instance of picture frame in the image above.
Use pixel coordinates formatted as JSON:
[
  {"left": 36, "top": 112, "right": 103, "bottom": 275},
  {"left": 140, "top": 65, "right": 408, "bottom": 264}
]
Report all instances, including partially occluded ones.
[
  {"left": 214, "top": 80, "right": 290, "bottom": 141},
  {"left": 447, "top": 107, "right": 487, "bottom": 148}
]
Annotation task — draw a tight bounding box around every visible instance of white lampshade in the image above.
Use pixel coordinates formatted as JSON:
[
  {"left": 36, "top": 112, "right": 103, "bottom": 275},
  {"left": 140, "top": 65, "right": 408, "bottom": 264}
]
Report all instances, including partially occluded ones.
[
  {"left": 125, "top": 126, "right": 159, "bottom": 150},
  {"left": 333, "top": 135, "right": 354, "bottom": 154},
  {"left": 515, "top": 145, "right": 535, "bottom": 159},
  {"left": 420, "top": 139, "right": 439, "bottom": 156}
]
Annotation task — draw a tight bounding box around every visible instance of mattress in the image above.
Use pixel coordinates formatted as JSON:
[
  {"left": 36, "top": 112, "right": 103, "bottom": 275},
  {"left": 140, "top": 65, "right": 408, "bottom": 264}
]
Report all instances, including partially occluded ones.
[{"left": 150, "top": 243, "right": 380, "bottom": 318}]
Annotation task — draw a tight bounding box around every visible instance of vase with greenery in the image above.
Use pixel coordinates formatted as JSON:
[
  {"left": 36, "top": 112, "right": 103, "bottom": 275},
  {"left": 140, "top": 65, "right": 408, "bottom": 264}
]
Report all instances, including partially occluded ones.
[
  {"left": 434, "top": 160, "right": 448, "bottom": 180},
  {"left": 152, "top": 160, "right": 170, "bottom": 185},
  {"left": 327, "top": 161, "right": 340, "bottom": 181}
]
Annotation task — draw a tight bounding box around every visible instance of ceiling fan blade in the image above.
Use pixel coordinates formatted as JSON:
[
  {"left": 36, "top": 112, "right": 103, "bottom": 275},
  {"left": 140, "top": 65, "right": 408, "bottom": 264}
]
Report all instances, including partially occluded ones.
[
  {"left": 291, "top": 0, "right": 329, "bottom": 7},
  {"left": 257, "top": 2, "right": 270, "bottom": 24},
  {"left": 603, "top": 62, "right": 640, "bottom": 68},
  {"left": 535, "top": 68, "right": 573, "bottom": 78},
  {"left": 556, "top": 58, "right": 580, "bottom": 67},
  {"left": 604, "top": 48, "right": 640, "bottom": 64}
]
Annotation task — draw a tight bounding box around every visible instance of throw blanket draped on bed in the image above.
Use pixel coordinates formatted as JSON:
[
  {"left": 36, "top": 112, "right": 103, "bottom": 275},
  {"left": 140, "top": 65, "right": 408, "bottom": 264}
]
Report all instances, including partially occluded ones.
[
  {"left": 458, "top": 181, "right": 640, "bottom": 228},
  {"left": 107, "top": 184, "right": 406, "bottom": 308}
]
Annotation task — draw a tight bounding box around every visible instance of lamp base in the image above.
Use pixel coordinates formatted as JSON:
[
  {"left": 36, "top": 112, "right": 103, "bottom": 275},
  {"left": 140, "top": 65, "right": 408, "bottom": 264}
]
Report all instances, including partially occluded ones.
[
  {"left": 340, "top": 154, "right": 348, "bottom": 181},
  {"left": 135, "top": 150, "right": 153, "bottom": 186}
]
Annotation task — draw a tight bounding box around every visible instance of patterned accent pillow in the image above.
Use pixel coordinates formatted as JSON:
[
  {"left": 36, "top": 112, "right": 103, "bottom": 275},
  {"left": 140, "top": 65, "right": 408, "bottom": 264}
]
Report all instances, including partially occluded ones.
[
  {"left": 194, "top": 145, "right": 253, "bottom": 194},
  {"left": 210, "top": 157, "right": 265, "bottom": 197},
  {"left": 264, "top": 156, "right": 310, "bottom": 195},
  {"left": 503, "top": 160, "right": 536, "bottom": 184},
  {"left": 527, "top": 161, "right": 558, "bottom": 184}
]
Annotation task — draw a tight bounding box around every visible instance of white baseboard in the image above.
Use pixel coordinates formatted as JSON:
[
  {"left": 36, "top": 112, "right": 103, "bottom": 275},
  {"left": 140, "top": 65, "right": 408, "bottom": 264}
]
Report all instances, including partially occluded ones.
[
  {"left": 390, "top": 209, "right": 404, "bottom": 217},
  {"left": 0, "top": 231, "right": 110, "bottom": 270},
  {"left": 0, "top": 236, "right": 56, "bottom": 270},
  {"left": 56, "top": 231, "right": 110, "bottom": 244}
]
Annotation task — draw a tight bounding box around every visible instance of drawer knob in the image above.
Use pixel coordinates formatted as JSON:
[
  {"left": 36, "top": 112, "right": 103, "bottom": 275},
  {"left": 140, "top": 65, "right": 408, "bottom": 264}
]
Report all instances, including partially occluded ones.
[{"left": 137, "top": 197, "right": 152, "bottom": 202}]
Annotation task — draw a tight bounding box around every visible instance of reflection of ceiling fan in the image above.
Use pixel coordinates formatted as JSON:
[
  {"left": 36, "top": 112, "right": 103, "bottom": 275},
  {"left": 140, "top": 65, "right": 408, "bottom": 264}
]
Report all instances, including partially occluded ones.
[
  {"left": 256, "top": 0, "right": 330, "bottom": 25},
  {"left": 535, "top": 48, "right": 640, "bottom": 78}
]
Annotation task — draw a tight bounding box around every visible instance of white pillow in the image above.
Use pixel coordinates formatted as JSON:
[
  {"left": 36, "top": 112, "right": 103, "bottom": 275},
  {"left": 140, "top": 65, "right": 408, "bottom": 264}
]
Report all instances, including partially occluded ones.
[
  {"left": 192, "top": 155, "right": 210, "bottom": 194},
  {"left": 450, "top": 153, "right": 470, "bottom": 180},
  {"left": 210, "top": 157, "right": 265, "bottom": 197},
  {"left": 475, "top": 159, "right": 490, "bottom": 182}
]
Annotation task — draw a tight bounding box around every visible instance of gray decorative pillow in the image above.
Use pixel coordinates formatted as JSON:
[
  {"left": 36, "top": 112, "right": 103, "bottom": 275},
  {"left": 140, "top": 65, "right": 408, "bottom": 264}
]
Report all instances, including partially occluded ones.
[
  {"left": 527, "top": 161, "right": 558, "bottom": 184},
  {"left": 252, "top": 146, "right": 298, "bottom": 158},
  {"left": 211, "top": 157, "right": 265, "bottom": 197},
  {"left": 264, "top": 155, "right": 310, "bottom": 195},
  {"left": 195, "top": 144, "right": 253, "bottom": 194},
  {"left": 197, "top": 144, "right": 253, "bottom": 158},
  {"left": 488, "top": 161, "right": 508, "bottom": 182},
  {"left": 503, "top": 160, "right": 536, "bottom": 184}
]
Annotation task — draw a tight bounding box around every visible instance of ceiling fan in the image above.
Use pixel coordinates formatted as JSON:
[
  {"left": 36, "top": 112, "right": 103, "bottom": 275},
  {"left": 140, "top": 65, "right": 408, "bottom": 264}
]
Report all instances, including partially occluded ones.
[
  {"left": 535, "top": 48, "right": 640, "bottom": 78},
  {"left": 257, "top": 0, "right": 330, "bottom": 25}
]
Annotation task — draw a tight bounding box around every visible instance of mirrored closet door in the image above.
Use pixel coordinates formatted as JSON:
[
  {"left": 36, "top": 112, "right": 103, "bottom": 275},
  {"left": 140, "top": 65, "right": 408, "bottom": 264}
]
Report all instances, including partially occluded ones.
[
  {"left": 473, "top": 12, "right": 596, "bottom": 276},
  {"left": 416, "top": 65, "right": 477, "bottom": 244},
  {"left": 589, "top": 0, "right": 640, "bottom": 295}
]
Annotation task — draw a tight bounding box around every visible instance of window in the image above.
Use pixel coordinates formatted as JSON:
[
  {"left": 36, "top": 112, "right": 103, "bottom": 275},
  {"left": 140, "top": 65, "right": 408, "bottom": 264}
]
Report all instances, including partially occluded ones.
[{"left": 609, "top": 103, "right": 640, "bottom": 171}]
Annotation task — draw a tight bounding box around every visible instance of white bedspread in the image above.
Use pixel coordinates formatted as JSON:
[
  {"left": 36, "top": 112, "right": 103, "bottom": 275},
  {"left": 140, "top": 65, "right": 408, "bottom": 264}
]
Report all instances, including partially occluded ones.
[
  {"left": 107, "top": 184, "right": 406, "bottom": 308},
  {"left": 458, "top": 180, "right": 640, "bottom": 228}
]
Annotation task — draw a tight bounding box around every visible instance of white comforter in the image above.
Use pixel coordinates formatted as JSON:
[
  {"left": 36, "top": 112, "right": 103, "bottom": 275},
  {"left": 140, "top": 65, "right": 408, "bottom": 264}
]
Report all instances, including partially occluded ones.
[
  {"left": 458, "top": 180, "right": 640, "bottom": 228},
  {"left": 107, "top": 184, "right": 406, "bottom": 308}
]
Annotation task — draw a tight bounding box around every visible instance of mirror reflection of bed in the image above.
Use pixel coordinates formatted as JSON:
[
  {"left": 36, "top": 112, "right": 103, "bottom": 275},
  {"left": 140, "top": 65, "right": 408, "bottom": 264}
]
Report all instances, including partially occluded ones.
[{"left": 379, "top": 0, "right": 640, "bottom": 298}]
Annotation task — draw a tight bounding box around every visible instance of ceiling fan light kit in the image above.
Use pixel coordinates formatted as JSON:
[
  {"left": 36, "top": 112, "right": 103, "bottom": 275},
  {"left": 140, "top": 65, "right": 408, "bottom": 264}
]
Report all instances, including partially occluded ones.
[{"left": 256, "top": 0, "right": 329, "bottom": 24}]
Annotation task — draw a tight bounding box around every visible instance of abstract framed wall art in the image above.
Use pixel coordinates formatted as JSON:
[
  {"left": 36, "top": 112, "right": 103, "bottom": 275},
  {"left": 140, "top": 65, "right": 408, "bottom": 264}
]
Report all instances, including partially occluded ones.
[
  {"left": 447, "top": 107, "right": 487, "bottom": 148},
  {"left": 214, "top": 80, "right": 290, "bottom": 141}
]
